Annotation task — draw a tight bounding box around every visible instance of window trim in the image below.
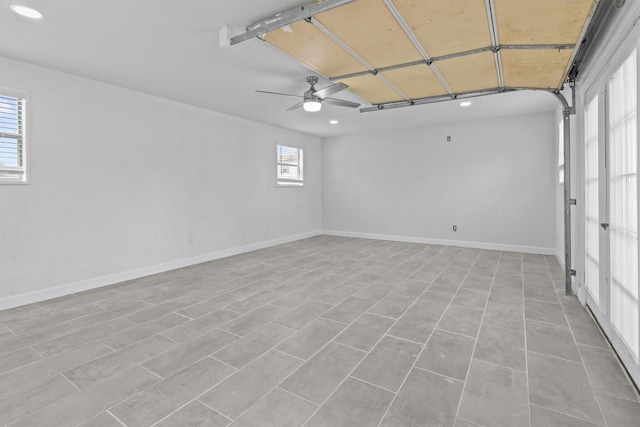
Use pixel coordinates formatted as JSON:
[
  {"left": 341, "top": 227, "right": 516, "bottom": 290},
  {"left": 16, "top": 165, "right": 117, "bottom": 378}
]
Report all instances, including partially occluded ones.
[
  {"left": 0, "top": 87, "right": 29, "bottom": 185},
  {"left": 276, "top": 144, "right": 304, "bottom": 187}
]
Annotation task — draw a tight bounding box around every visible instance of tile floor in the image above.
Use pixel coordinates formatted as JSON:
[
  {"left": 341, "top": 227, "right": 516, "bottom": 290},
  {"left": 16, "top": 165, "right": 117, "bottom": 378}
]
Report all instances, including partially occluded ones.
[{"left": 0, "top": 236, "right": 639, "bottom": 426}]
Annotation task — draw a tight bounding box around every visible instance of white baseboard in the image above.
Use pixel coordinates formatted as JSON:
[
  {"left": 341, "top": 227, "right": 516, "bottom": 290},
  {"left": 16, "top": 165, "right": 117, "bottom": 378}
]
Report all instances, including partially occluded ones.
[
  {"left": 322, "top": 229, "right": 557, "bottom": 255},
  {"left": 555, "top": 249, "right": 565, "bottom": 269},
  {"left": 0, "top": 230, "right": 323, "bottom": 311}
]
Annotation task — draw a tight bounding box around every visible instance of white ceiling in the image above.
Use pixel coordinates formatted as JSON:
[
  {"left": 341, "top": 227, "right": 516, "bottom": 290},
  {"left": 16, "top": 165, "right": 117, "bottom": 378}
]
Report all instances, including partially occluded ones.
[{"left": 0, "top": 0, "right": 559, "bottom": 138}]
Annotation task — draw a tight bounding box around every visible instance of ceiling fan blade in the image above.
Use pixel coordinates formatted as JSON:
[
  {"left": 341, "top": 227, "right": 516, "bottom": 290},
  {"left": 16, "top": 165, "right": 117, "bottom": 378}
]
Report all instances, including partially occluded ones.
[
  {"left": 255, "top": 90, "right": 303, "bottom": 99},
  {"left": 287, "top": 101, "right": 304, "bottom": 111},
  {"left": 312, "top": 82, "right": 348, "bottom": 99},
  {"left": 322, "top": 97, "right": 360, "bottom": 108}
]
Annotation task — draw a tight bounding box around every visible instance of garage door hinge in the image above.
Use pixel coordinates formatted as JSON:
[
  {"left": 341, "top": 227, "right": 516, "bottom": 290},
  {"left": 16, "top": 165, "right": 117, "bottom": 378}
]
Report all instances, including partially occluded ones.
[{"left": 571, "top": 269, "right": 576, "bottom": 276}]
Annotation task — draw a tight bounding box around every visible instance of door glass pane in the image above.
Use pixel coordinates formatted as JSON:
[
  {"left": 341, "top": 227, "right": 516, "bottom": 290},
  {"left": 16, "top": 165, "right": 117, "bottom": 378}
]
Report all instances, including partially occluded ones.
[
  {"left": 585, "top": 94, "right": 600, "bottom": 303},
  {"left": 608, "top": 49, "right": 639, "bottom": 358}
]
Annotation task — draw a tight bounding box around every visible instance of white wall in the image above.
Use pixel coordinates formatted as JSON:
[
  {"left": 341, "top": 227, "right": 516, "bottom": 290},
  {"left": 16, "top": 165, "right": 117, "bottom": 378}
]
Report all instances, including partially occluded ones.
[
  {"left": 322, "top": 112, "right": 556, "bottom": 253},
  {"left": 0, "top": 56, "right": 322, "bottom": 309}
]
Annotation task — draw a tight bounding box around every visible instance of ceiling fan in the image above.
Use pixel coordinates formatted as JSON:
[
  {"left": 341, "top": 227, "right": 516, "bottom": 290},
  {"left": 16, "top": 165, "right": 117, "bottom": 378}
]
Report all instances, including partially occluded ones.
[{"left": 256, "top": 76, "right": 360, "bottom": 112}]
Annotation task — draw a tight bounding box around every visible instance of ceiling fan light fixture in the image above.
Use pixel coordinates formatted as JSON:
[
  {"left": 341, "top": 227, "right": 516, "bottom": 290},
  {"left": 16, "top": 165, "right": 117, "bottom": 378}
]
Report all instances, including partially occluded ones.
[
  {"left": 10, "top": 4, "right": 43, "bottom": 19},
  {"left": 303, "top": 100, "right": 322, "bottom": 112}
]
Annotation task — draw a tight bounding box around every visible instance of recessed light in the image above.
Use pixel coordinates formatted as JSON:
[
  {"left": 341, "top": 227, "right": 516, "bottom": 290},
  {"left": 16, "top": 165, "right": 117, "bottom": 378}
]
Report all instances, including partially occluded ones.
[
  {"left": 10, "top": 4, "right": 44, "bottom": 19},
  {"left": 329, "top": 120, "right": 339, "bottom": 125},
  {"left": 460, "top": 101, "right": 472, "bottom": 107}
]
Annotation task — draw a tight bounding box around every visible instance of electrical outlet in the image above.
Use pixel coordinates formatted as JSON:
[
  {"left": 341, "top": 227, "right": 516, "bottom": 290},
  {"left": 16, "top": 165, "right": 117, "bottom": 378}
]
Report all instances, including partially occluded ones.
[
  {"left": 453, "top": 225, "right": 457, "bottom": 232},
  {"left": 188, "top": 235, "right": 193, "bottom": 246},
  {"left": 447, "top": 136, "right": 452, "bottom": 142}
]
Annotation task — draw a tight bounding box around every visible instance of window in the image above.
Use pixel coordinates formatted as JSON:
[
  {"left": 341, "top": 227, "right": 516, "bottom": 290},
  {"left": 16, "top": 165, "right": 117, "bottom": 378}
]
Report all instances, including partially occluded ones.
[
  {"left": 277, "top": 144, "right": 303, "bottom": 186},
  {"left": 558, "top": 119, "right": 565, "bottom": 183},
  {"left": 608, "top": 48, "right": 638, "bottom": 358},
  {"left": 0, "top": 91, "right": 27, "bottom": 183},
  {"left": 584, "top": 94, "right": 599, "bottom": 303}
]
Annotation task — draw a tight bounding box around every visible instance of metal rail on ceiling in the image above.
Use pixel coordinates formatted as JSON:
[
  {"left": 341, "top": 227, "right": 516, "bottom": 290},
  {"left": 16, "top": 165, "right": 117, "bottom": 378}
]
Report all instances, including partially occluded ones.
[
  {"left": 383, "top": 0, "right": 453, "bottom": 96},
  {"left": 310, "top": 17, "right": 413, "bottom": 103},
  {"left": 485, "top": 0, "right": 505, "bottom": 88},
  {"left": 229, "top": 0, "right": 357, "bottom": 45},
  {"left": 328, "top": 44, "right": 578, "bottom": 82}
]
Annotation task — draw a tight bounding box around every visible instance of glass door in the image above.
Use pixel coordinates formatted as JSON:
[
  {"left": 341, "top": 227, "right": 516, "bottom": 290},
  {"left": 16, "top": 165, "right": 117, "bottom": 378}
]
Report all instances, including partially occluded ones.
[{"left": 584, "top": 48, "right": 639, "bottom": 386}]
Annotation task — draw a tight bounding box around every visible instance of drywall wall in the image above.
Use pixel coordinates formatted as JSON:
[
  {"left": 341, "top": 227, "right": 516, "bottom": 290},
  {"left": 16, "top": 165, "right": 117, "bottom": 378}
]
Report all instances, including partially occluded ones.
[
  {"left": 0, "top": 56, "right": 321, "bottom": 309},
  {"left": 322, "top": 111, "right": 556, "bottom": 252}
]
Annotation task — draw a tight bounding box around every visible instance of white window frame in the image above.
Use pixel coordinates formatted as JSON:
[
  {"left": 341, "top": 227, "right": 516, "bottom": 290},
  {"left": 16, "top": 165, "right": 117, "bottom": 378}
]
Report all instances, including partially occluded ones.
[
  {"left": 277, "top": 144, "right": 303, "bottom": 187},
  {"left": 558, "top": 119, "right": 565, "bottom": 184},
  {"left": 0, "top": 88, "right": 29, "bottom": 184}
]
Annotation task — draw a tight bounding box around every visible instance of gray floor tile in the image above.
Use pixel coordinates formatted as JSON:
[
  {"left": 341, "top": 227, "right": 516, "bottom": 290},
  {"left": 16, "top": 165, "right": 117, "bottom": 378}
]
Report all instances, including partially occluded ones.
[
  {"left": 0, "top": 341, "right": 112, "bottom": 400},
  {"left": 199, "top": 349, "right": 303, "bottom": 420},
  {"left": 428, "top": 275, "right": 464, "bottom": 294},
  {"left": 156, "top": 401, "right": 230, "bottom": 427},
  {"left": 218, "top": 304, "right": 289, "bottom": 336},
  {"left": 380, "top": 368, "right": 464, "bottom": 427},
  {"left": 1, "top": 239, "right": 637, "bottom": 427},
  {"left": 9, "top": 303, "right": 104, "bottom": 336},
  {"left": 388, "top": 291, "right": 452, "bottom": 343},
  {"left": 273, "top": 300, "right": 334, "bottom": 330},
  {"left": 280, "top": 342, "right": 365, "bottom": 404},
  {"left": 524, "top": 299, "right": 567, "bottom": 326},
  {"left": 368, "top": 293, "right": 415, "bottom": 319},
  {"left": 415, "top": 329, "right": 475, "bottom": 381},
  {"left": 79, "top": 411, "right": 126, "bottom": 427},
  {"left": 214, "top": 322, "right": 295, "bottom": 369},
  {"left": 461, "top": 275, "right": 492, "bottom": 292},
  {"left": 579, "top": 344, "right": 639, "bottom": 401},
  {"left": 0, "top": 375, "right": 78, "bottom": 426},
  {"left": 313, "top": 284, "right": 360, "bottom": 305},
  {"left": 10, "top": 366, "right": 160, "bottom": 427},
  {"left": 526, "top": 320, "right": 581, "bottom": 362},
  {"left": 488, "top": 286, "right": 523, "bottom": 306},
  {"left": 162, "top": 309, "right": 240, "bottom": 343},
  {"left": 596, "top": 393, "right": 640, "bottom": 427},
  {"left": 111, "top": 358, "right": 234, "bottom": 427},
  {"left": 523, "top": 283, "right": 559, "bottom": 303},
  {"left": 454, "top": 418, "right": 482, "bottom": 427},
  {"left": 392, "top": 279, "right": 431, "bottom": 298},
  {"left": 229, "top": 387, "right": 317, "bottom": 427},
  {"left": 270, "top": 292, "right": 312, "bottom": 309},
  {"left": 0, "top": 347, "right": 41, "bottom": 375},
  {"left": 529, "top": 404, "right": 603, "bottom": 427},
  {"left": 31, "top": 317, "right": 135, "bottom": 357},
  {"left": 458, "top": 359, "right": 529, "bottom": 427},
  {"left": 352, "top": 335, "right": 422, "bottom": 392},
  {"left": 409, "top": 268, "right": 440, "bottom": 283},
  {"left": 125, "top": 297, "right": 199, "bottom": 324},
  {"left": 322, "top": 297, "right": 377, "bottom": 324},
  {"left": 177, "top": 293, "right": 244, "bottom": 319},
  {"left": 65, "top": 334, "right": 176, "bottom": 389},
  {"left": 528, "top": 351, "right": 604, "bottom": 425},
  {"left": 143, "top": 328, "right": 238, "bottom": 378},
  {"left": 437, "top": 305, "right": 483, "bottom": 338},
  {"left": 452, "top": 288, "right": 489, "bottom": 311},
  {"left": 226, "top": 290, "right": 282, "bottom": 314},
  {"left": 474, "top": 323, "right": 526, "bottom": 371},
  {"left": 276, "top": 317, "right": 346, "bottom": 360},
  {"left": 562, "top": 300, "right": 609, "bottom": 348},
  {"left": 333, "top": 312, "right": 395, "bottom": 352},
  {"left": 101, "top": 312, "right": 189, "bottom": 350},
  {"left": 304, "top": 377, "right": 394, "bottom": 427},
  {"left": 483, "top": 301, "right": 524, "bottom": 331},
  {"left": 63, "top": 300, "right": 152, "bottom": 331},
  {"left": 492, "top": 275, "right": 523, "bottom": 289}
]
